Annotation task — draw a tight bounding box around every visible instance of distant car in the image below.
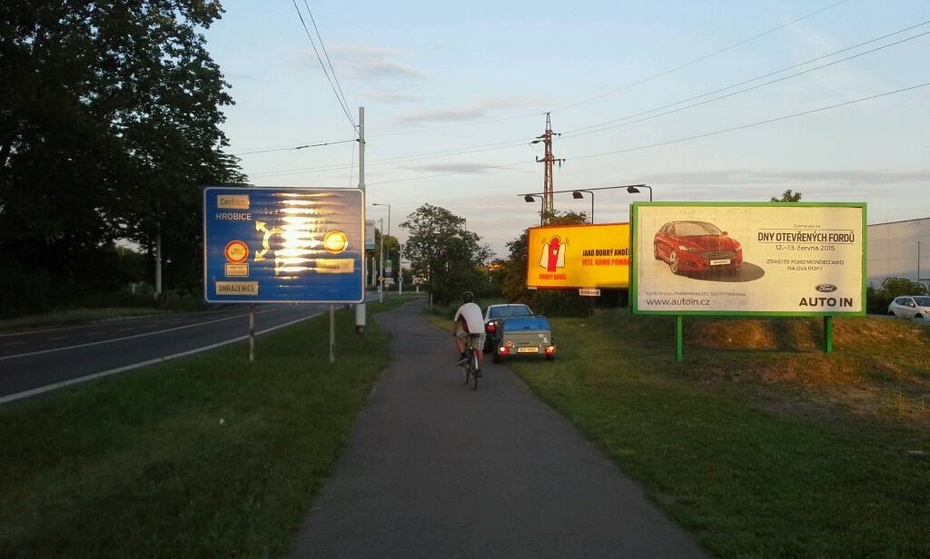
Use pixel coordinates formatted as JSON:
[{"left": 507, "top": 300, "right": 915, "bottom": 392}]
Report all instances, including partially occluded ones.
[
  {"left": 483, "top": 303, "right": 534, "bottom": 353},
  {"left": 654, "top": 220, "right": 743, "bottom": 275},
  {"left": 887, "top": 295, "right": 930, "bottom": 319}
]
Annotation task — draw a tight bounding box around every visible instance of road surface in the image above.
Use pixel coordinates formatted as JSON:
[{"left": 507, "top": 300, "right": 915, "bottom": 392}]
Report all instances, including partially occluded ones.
[{"left": 0, "top": 303, "right": 333, "bottom": 403}]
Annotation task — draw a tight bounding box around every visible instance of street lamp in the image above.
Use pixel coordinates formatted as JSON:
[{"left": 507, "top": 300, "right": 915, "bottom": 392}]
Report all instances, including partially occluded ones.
[
  {"left": 372, "top": 203, "right": 391, "bottom": 238},
  {"left": 626, "top": 184, "right": 653, "bottom": 201},
  {"left": 521, "top": 184, "right": 650, "bottom": 223},
  {"left": 373, "top": 203, "right": 391, "bottom": 300},
  {"left": 572, "top": 190, "right": 594, "bottom": 223},
  {"left": 523, "top": 194, "right": 544, "bottom": 225}
]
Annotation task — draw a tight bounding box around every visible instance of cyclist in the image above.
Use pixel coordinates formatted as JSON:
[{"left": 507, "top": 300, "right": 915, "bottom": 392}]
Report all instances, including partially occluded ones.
[{"left": 452, "top": 291, "right": 485, "bottom": 369}]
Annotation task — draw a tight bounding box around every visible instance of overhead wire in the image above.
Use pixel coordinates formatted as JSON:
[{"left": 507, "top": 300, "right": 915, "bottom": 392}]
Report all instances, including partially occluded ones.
[
  {"left": 568, "top": 82, "right": 930, "bottom": 162},
  {"left": 249, "top": 19, "right": 929, "bottom": 179},
  {"left": 562, "top": 24, "right": 930, "bottom": 138},
  {"left": 232, "top": 139, "right": 356, "bottom": 156},
  {"left": 290, "top": 0, "right": 356, "bottom": 131},
  {"left": 234, "top": 0, "right": 850, "bottom": 155},
  {"left": 304, "top": 0, "right": 354, "bottom": 129},
  {"left": 362, "top": 82, "right": 930, "bottom": 186},
  {"left": 553, "top": 0, "right": 851, "bottom": 113}
]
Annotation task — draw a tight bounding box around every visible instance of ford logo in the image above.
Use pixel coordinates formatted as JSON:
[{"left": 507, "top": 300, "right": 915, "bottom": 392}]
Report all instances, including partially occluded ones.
[{"left": 816, "top": 284, "right": 837, "bottom": 293}]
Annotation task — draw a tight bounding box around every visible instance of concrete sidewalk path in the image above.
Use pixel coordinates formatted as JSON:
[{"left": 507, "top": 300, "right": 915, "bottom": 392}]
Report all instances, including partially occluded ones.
[{"left": 288, "top": 300, "right": 707, "bottom": 558}]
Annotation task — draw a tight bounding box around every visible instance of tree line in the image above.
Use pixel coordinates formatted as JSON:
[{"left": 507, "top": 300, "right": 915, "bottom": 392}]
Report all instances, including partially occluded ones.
[{"left": 0, "top": 1, "right": 244, "bottom": 317}]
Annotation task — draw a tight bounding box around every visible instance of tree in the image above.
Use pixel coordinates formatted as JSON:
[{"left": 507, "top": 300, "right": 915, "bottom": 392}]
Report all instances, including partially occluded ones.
[
  {"left": 879, "top": 277, "right": 928, "bottom": 298},
  {"left": 400, "top": 204, "right": 493, "bottom": 305},
  {"left": 771, "top": 189, "right": 802, "bottom": 202},
  {"left": 0, "top": 0, "right": 244, "bottom": 313}
]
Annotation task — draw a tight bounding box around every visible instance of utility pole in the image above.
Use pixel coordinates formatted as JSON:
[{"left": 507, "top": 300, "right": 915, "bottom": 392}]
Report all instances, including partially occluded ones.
[
  {"left": 355, "top": 107, "right": 366, "bottom": 334},
  {"left": 531, "top": 112, "right": 564, "bottom": 223}
]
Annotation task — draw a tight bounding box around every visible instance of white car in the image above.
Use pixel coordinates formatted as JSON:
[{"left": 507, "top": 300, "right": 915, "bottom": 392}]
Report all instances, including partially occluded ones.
[{"left": 887, "top": 295, "right": 930, "bottom": 319}]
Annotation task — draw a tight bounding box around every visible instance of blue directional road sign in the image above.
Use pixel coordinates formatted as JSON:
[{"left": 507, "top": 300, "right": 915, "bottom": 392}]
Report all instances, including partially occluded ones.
[{"left": 203, "top": 187, "right": 365, "bottom": 303}]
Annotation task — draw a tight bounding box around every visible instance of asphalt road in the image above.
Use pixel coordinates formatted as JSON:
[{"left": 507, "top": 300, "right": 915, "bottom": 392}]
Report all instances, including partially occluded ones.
[
  {"left": 287, "top": 299, "right": 707, "bottom": 559},
  {"left": 0, "top": 303, "right": 334, "bottom": 403}
]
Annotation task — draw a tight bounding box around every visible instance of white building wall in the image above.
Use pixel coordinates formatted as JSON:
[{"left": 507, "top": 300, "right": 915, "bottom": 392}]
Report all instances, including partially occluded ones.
[{"left": 867, "top": 217, "right": 930, "bottom": 289}]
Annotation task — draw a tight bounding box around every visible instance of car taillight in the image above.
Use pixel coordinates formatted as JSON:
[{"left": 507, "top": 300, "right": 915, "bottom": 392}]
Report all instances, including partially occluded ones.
[
  {"left": 499, "top": 346, "right": 510, "bottom": 355},
  {"left": 485, "top": 321, "right": 496, "bottom": 333},
  {"left": 545, "top": 345, "right": 556, "bottom": 355}
]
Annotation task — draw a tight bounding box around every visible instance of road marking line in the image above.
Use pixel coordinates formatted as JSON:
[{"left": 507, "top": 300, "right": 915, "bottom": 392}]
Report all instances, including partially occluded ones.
[
  {"left": 0, "top": 307, "right": 280, "bottom": 362},
  {"left": 0, "top": 308, "right": 277, "bottom": 339},
  {"left": 0, "top": 312, "right": 322, "bottom": 405}
]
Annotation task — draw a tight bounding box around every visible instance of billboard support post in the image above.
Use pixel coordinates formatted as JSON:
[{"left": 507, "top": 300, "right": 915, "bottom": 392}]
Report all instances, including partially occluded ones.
[
  {"left": 823, "top": 316, "right": 834, "bottom": 353},
  {"left": 249, "top": 304, "right": 255, "bottom": 363},
  {"left": 330, "top": 304, "right": 336, "bottom": 363},
  {"left": 676, "top": 316, "right": 683, "bottom": 363}
]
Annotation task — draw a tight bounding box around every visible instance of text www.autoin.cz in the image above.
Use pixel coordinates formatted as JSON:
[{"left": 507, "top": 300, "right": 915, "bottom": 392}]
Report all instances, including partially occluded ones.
[{"left": 644, "top": 298, "right": 711, "bottom": 306}]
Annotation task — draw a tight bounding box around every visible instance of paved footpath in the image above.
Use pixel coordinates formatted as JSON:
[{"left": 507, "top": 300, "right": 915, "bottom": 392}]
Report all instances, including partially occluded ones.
[{"left": 288, "top": 300, "right": 707, "bottom": 559}]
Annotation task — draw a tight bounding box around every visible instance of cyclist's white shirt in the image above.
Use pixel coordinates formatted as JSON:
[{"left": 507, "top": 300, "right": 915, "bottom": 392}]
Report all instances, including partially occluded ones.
[{"left": 453, "top": 302, "right": 484, "bottom": 334}]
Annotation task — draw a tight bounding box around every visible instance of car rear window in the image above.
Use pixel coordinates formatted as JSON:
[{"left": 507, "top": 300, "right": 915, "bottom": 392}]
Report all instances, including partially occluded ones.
[
  {"left": 914, "top": 297, "right": 930, "bottom": 306},
  {"left": 490, "top": 305, "right": 532, "bottom": 318}
]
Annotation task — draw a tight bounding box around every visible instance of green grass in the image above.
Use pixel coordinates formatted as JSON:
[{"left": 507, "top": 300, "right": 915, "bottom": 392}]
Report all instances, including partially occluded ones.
[
  {"left": 505, "top": 311, "right": 930, "bottom": 558},
  {"left": 4, "top": 298, "right": 927, "bottom": 558},
  {"left": 0, "top": 297, "right": 413, "bottom": 559}
]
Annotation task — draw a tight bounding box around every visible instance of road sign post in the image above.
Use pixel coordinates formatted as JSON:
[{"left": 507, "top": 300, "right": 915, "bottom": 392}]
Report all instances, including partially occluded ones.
[{"left": 203, "top": 186, "right": 365, "bottom": 360}]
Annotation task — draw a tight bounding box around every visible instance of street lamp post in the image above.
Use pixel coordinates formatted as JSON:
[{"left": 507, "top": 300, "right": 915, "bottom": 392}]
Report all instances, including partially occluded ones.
[
  {"left": 572, "top": 190, "right": 595, "bottom": 223},
  {"left": 377, "top": 218, "right": 384, "bottom": 301},
  {"left": 373, "top": 203, "right": 391, "bottom": 301},
  {"left": 523, "top": 194, "right": 544, "bottom": 225}
]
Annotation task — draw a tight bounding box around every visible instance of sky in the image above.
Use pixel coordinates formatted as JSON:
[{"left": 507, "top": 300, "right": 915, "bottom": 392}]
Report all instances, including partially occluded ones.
[{"left": 203, "top": 0, "right": 930, "bottom": 259}]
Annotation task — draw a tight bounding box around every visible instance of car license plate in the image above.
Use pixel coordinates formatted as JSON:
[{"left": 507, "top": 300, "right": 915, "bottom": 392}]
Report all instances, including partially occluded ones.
[
  {"left": 709, "top": 259, "right": 731, "bottom": 266},
  {"left": 517, "top": 347, "right": 539, "bottom": 353}
]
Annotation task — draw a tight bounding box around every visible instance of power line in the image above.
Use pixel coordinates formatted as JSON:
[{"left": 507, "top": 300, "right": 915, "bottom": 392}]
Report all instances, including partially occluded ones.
[
  {"left": 569, "top": 82, "right": 930, "bottom": 162},
  {"left": 232, "top": 139, "right": 356, "bottom": 157},
  {"left": 248, "top": 20, "right": 929, "bottom": 178},
  {"left": 291, "top": 0, "right": 356, "bottom": 130},
  {"left": 554, "top": 0, "right": 851, "bottom": 113},
  {"left": 364, "top": 82, "right": 929, "bottom": 186},
  {"left": 562, "top": 25, "right": 930, "bottom": 138},
  {"left": 233, "top": 1, "right": 852, "bottom": 153},
  {"left": 303, "top": 0, "right": 354, "bottom": 129},
  {"left": 240, "top": 18, "right": 927, "bottom": 165},
  {"left": 249, "top": 137, "right": 534, "bottom": 178}
]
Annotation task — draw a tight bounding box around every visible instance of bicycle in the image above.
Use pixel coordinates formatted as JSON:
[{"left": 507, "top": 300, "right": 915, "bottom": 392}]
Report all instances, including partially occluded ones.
[{"left": 460, "top": 333, "right": 482, "bottom": 391}]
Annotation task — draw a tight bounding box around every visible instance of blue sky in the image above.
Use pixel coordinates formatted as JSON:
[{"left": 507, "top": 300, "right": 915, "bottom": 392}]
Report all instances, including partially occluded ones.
[{"left": 205, "top": 1, "right": 930, "bottom": 258}]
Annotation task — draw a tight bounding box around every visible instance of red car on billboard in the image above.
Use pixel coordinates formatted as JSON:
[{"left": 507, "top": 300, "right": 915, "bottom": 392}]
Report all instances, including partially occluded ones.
[{"left": 654, "top": 220, "right": 742, "bottom": 275}]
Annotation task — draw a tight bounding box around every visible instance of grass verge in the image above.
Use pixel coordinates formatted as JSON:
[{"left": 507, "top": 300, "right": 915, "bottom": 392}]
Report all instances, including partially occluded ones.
[
  {"left": 505, "top": 310, "right": 929, "bottom": 558},
  {"left": 0, "top": 297, "right": 411, "bottom": 559}
]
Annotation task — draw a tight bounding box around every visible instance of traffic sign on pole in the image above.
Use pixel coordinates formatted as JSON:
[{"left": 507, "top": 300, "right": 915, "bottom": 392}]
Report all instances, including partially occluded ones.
[{"left": 203, "top": 187, "right": 365, "bottom": 303}]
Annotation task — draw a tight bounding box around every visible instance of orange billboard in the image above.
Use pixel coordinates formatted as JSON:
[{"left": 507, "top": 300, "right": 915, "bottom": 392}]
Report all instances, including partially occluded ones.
[{"left": 526, "top": 223, "right": 630, "bottom": 289}]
